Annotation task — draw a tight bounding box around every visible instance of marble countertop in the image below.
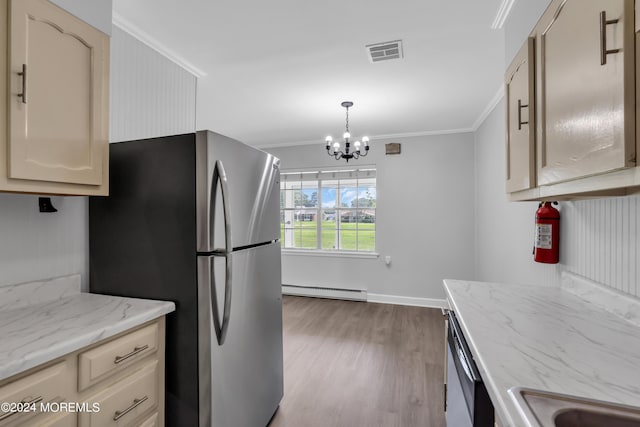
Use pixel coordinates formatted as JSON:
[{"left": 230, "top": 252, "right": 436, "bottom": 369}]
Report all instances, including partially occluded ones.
[
  {"left": 0, "top": 275, "right": 175, "bottom": 381},
  {"left": 443, "top": 273, "right": 640, "bottom": 427}
]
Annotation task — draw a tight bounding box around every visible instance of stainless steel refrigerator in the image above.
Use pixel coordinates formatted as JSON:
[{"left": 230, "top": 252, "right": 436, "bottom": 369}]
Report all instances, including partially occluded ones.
[{"left": 89, "top": 130, "right": 283, "bottom": 427}]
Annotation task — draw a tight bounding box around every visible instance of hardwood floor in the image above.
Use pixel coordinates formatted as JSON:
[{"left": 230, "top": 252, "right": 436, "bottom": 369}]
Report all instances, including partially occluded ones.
[{"left": 269, "top": 296, "right": 446, "bottom": 427}]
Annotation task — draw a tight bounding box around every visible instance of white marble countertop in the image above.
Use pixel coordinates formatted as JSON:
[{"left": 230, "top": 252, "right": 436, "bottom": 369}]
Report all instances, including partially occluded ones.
[
  {"left": 443, "top": 274, "right": 640, "bottom": 427},
  {"left": 0, "top": 275, "right": 175, "bottom": 381}
]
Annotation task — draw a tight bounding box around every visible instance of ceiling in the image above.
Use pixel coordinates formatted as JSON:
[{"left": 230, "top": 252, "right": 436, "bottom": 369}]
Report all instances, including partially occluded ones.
[{"left": 112, "top": 0, "right": 506, "bottom": 147}]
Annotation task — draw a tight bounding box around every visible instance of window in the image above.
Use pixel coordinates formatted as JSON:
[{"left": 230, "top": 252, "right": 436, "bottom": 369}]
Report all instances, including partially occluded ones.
[{"left": 280, "top": 168, "right": 376, "bottom": 252}]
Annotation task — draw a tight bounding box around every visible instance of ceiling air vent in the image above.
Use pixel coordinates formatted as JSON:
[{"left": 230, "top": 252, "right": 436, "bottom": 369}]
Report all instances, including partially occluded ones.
[{"left": 366, "top": 40, "right": 403, "bottom": 63}]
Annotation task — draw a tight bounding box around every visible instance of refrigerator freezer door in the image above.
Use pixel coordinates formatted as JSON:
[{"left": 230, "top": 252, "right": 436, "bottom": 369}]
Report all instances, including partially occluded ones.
[
  {"left": 196, "top": 131, "right": 281, "bottom": 252},
  {"left": 197, "top": 243, "right": 283, "bottom": 427}
]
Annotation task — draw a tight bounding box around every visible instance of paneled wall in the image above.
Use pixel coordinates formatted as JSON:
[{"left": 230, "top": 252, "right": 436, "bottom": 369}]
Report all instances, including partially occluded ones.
[
  {"left": 0, "top": 195, "right": 88, "bottom": 288},
  {"left": 562, "top": 197, "right": 640, "bottom": 297},
  {"left": 110, "top": 26, "right": 197, "bottom": 142},
  {"left": 0, "top": 25, "right": 197, "bottom": 290}
]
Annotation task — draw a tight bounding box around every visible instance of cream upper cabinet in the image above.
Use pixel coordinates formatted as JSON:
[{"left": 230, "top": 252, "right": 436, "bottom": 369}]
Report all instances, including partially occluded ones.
[
  {"left": 536, "top": 0, "right": 636, "bottom": 186},
  {"left": 506, "top": 38, "right": 536, "bottom": 193},
  {"left": 0, "top": 0, "right": 109, "bottom": 195}
]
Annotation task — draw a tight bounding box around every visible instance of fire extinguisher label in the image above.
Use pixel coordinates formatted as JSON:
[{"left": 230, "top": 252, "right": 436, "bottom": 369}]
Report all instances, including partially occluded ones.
[{"left": 535, "top": 224, "right": 553, "bottom": 249}]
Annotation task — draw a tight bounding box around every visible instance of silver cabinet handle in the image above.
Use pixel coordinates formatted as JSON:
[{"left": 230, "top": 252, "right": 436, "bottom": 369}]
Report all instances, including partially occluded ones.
[
  {"left": 17, "top": 64, "right": 27, "bottom": 104},
  {"left": 0, "top": 395, "right": 43, "bottom": 421},
  {"left": 518, "top": 99, "right": 529, "bottom": 130},
  {"left": 455, "top": 341, "right": 476, "bottom": 382},
  {"left": 600, "top": 11, "right": 620, "bottom": 65},
  {"left": 113, "top": 396, "right": 148, "bottom": 421},
  {"left": 114, "top": 344, "right": 149, "bottom": 364}
]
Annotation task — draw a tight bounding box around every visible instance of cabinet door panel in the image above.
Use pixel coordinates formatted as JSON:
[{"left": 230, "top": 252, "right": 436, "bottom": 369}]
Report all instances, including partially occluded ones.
[
  {"left": 539, "top": 0, "right": 635, "bottom": 185},
  {"left": 8, "top": 0, "right": 109, "bottom": 186},
  {"left": 506, "top": 38, "right": 536, "bottom": 193}
]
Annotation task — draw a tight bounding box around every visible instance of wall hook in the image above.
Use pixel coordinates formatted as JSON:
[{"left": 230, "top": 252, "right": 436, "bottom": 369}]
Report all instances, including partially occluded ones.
[{"left": 39, "top": 197, "right": 58, "bottom": 213}]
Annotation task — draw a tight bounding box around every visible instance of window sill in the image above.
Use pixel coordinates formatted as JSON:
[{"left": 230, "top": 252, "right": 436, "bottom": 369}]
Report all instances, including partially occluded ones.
[{"left": 281, "top": 249, "right": 380, "bottom": 259}]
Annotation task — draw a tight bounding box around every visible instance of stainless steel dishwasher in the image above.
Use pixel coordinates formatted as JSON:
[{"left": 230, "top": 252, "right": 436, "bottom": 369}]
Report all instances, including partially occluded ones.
[{"left": 446, "top": 311, "right": 494, "bottom": 427}]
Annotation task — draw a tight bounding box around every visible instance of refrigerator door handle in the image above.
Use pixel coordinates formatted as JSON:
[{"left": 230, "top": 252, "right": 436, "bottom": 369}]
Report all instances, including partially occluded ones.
[
  {"left": 207, "top": 255, "right": 233, "bottom": 346},
  {"left": 211, "top": 160, "right": 233, "bottom": 254},
  {"left": 218, "top": 255, "right": 232, "bottom": 345}
]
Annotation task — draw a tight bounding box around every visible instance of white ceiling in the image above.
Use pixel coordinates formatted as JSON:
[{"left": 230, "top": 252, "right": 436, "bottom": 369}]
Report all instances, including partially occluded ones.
[{"left": 112, "top": 0, "right": 506, "bottom": 147}]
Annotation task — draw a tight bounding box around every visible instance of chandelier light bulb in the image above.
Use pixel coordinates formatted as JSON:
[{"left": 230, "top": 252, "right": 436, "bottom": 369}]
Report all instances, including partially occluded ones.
[
  {"left": 354, "top": 140, "right": 361, "bottom": 150},
  {"left": 325, "top": 135, "right": 333, "bottom": 143},
  {"left": 333, "top": 141, "right": 340, "bottom": 152},
  {"left": 362, "top": 136, "right": 369, "bottom": 145},
  {"left": 343, "top": 132, "right": 351, "bottom": 139}
]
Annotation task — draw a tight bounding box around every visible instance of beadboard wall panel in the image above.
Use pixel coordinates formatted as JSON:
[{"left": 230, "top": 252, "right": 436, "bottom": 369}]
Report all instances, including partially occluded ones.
[
  {"left": 109, "top": 26, "right": 197, "bottom": 143},
  {"left": 0, "top": 26, "right": 197, "bottom": 290},
  {"left": 0, "top": 195, "right": 88, "bottom": 288},
  {"left": 562, "top": 196, "right": 640, "bottom": 298}
]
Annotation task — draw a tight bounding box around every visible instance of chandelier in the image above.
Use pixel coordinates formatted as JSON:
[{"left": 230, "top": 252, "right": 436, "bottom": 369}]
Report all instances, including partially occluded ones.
[{"left": 325, "top": 101, "right": 369, "bottom": 162}]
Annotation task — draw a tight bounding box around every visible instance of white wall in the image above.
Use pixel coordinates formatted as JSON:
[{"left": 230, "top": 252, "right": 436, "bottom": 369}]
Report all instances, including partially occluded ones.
[
  {"left": 267, "top": 133, "right": 476, "bottom": 303},
  {"left": 0, "top": 24, "right": 197, "bottom": 290},
  {"left": 473, "top": 99, "right": 559, "bottom": 286},
  {"left": 50, "top": 0, "right": 113, "bottom": 35}
]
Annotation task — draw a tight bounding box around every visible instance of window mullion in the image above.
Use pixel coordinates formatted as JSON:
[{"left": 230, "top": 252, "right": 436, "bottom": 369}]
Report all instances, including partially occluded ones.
[{"left": 316, "top": 181, "right": 322, "bottom": 249}]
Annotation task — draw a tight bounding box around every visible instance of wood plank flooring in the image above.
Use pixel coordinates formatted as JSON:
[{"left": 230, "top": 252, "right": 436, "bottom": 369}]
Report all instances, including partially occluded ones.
[{"left": 269, "top": 296, "right": 446, "bottom": 427}]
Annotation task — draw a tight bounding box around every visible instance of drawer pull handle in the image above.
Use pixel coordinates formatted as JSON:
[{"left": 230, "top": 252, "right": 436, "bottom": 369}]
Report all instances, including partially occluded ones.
[
  {"left": 600, "top": 10, "right": 620, "bottom": 65},
  {"left": 113, "top": 396, "right": 148, "bottom": 421},
  {"left": 114, "top": 344, "right": 149, "bottom": 364},
  {"left": 0, "top": 395, "right": 43, "bottom": 421}
]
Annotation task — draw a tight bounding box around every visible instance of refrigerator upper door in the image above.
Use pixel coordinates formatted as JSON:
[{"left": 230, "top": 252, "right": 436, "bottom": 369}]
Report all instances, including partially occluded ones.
[
  {"left": 196, "top": 130, "right": 280, "bottom": 252},
  {"left": 197, "top": 243, "right": 283, "bottom": 427}
]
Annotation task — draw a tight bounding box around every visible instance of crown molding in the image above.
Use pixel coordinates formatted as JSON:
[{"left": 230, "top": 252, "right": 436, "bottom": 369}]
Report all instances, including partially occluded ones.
[
  {"left": 491, "top": 0, "right": 516, "bottom": 29},
  {"left": 256, "top": 127, "right": 475, "bottom": 149},
  {"left": 112, "top": 12, "right": 206, "bottom": 78},
  {"left": 258, "top": 87, "right": 505, "bottom": 149},
  {"left": 472, "top": 85, "right": 505, "bottom": 131}
]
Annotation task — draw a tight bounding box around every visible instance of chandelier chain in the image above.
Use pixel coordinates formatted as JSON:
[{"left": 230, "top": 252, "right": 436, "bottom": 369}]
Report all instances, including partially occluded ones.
[{"left": 345, "top": 107, "right": 349, "bottom": 133}]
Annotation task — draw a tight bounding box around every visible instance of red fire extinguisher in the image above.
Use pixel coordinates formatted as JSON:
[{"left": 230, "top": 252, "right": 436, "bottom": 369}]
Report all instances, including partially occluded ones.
[{"left": 534, "top": 202, "right": 559, "bottom": 264}]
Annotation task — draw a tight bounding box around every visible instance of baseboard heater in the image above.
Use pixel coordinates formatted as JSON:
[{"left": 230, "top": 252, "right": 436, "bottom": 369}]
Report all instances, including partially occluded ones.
[{"left": 282, "top": 284, "right": 367, "bottom": 302}]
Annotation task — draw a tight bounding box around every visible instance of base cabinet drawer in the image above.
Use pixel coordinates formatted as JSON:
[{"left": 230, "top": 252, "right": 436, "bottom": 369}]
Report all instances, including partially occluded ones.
[
  {"left": 78, "top": 323, "right": 158, "bottom": 391},
  {"left": 79, "top": 360, "right": 158, "bottom": 427},
  {"left": 0, "top": 362, "right": 73, "bottom": 426}
]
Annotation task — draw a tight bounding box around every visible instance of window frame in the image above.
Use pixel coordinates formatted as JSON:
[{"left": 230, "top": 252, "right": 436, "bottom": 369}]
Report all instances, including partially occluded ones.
[{"left": 280, "top": 166, "right": 377, "bottom": 256}]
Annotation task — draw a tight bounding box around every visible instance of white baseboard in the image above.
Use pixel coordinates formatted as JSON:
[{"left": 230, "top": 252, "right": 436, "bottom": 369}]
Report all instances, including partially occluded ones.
[
  {"left": 282, "top": 285, "right": 447, "bottom": 308},
  {"left": 282, "top": 284, "right": 367, "bottom": 302},
  {"left": 367, "top": 293, "right": 448, "bottom": 308}
]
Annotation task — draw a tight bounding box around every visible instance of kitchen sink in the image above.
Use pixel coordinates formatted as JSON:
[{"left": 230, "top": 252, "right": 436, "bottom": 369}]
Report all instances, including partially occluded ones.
[{"left": 508, "top": 387, "right": 640, "bottom": 427}]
